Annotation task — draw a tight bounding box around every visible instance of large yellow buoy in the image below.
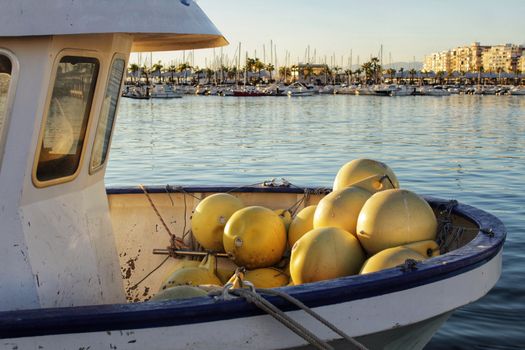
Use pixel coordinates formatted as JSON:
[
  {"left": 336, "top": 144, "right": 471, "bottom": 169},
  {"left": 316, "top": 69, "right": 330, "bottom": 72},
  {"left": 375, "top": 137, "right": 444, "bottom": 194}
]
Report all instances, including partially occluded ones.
[
  {"left": 313, "top": 186, "right": 372, "bottom": 237},
  {"left": 288, "top": 205, "right": 317, "bottom": 247},
  {"left": 290, "top": 227, "right": 365, "bottom": 285},
  {"left": 244, "top": 267, "right": 289, "bottom": 288},
  {"left": 223, "top": 206, "right": 287, "bottom": 269},
  {"left": 191, "top": 193, "right": 244, "bottom": 251},
  {"left": 359, "top": 246, "right": 426, "bottom": 274},
  {"left": 151, "top": 285, "right": 208, "bottom": 301},
  {"left": 356, "top": 189, "right": 438, "bottom": 255},
  {"left": 333, "top": 159, "right": 399, "bottom": 192},
  {"left": 403, "top": 240, "right": 440, "bottom": 258},
  {"left": 159, "top": 254, "right": 222, "bottom": 290}
]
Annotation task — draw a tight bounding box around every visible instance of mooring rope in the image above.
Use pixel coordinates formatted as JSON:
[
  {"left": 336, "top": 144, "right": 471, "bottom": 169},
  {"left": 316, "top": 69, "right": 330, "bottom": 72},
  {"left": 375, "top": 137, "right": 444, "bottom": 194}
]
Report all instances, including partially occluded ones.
[{"left": 211, "top": 270, "right": 368, "bottom": 350}]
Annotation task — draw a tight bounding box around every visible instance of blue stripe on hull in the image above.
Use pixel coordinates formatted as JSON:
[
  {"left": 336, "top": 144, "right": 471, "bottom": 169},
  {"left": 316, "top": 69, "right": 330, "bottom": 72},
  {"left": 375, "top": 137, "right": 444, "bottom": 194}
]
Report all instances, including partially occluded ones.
[{"left": 0, "top": 187, "right": 506, "bottom": 339}]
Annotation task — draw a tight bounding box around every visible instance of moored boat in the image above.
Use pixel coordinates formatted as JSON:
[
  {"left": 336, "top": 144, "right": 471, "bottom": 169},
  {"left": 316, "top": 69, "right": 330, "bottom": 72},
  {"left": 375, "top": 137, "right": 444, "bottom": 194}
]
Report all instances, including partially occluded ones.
[{"left": 0, "top": 1, "right": 505, "bottom": 349}]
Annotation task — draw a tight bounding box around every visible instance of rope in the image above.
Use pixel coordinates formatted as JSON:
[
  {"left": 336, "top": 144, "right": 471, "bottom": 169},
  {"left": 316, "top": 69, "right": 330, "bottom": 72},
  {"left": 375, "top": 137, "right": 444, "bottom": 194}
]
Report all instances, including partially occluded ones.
[
  {"left": 231, "top": 288, "right": 334, "bottom": 350},
  {"left": 139, "top": 184, "right": 187, "bottom": 250},
  {"left": 257, "top": 288, "right": 369, "bottom": 350},
  {"left": 211, "top": 271, "right": 368, "bottom": 350}
]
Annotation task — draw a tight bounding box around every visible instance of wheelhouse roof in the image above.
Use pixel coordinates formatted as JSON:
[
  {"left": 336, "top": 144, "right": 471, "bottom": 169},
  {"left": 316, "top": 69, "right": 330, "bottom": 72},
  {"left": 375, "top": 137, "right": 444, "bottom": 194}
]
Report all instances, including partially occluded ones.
[{"left": 0, "top": 0, "right": 228, "bottom": 51}]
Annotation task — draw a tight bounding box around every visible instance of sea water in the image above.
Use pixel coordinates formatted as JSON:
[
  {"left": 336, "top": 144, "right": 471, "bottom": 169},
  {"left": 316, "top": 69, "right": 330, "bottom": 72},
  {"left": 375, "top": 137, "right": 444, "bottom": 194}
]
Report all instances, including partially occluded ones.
[{"left": 108, "top": 94, "right": 525, "bottom": 349}]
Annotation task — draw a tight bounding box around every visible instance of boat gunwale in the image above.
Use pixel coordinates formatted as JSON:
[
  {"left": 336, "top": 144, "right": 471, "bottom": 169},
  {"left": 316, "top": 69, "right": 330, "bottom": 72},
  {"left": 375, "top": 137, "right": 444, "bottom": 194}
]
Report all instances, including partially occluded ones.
[{"left": 0, "top": 185, "right": 506, "bottom": 339}]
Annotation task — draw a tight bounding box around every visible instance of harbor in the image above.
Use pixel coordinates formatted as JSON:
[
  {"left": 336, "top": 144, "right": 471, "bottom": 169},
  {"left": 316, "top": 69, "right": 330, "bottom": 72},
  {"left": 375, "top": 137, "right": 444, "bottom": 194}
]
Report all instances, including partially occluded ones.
[
  {"left": 109, "top": 94, "right": 524, "bottom": 349},
  {"left": 0, "top": 0, "right": 523, "bottom": 349}
]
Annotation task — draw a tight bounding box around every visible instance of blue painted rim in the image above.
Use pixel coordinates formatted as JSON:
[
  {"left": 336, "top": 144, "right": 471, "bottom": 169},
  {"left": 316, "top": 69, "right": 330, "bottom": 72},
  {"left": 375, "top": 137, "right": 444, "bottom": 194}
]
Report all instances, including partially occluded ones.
[{"left": 0, "top": 186, "right": 506, "bottom": 339}]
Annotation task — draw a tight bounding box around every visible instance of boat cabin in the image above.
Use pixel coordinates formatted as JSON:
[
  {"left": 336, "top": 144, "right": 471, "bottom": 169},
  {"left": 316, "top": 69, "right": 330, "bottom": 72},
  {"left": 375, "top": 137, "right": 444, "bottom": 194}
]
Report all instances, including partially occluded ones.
[{"left": 0, "top": 0, "right": 227, "bottom": 311}]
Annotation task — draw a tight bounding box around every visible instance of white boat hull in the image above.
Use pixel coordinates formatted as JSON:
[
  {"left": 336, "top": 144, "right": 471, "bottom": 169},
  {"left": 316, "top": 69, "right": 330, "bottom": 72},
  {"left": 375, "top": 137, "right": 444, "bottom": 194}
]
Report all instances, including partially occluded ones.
[{"left": 1, "top": 251, "right": 502, "bottom": 350}]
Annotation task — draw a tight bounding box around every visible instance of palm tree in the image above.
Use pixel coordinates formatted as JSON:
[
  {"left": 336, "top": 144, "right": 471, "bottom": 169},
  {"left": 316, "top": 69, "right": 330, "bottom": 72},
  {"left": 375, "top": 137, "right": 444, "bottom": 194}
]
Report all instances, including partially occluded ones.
[
  {"left": 344, "top": 69, "right": 353, "bottom": 85},
  {"left": 290, "top": 65, "right": 299, "bottom": 82},
  {"left": 436, "top": 71, "right": 445, "bottom": 85},
  {"left": 279, "top": 66, "right": 291, "bottom": 83},
  {"left": 368, "top": 57, "right": 382, "bottom": 84},
  {"left": 354, "top": 68, "right": 362, "bottom": 84},
  {"left": 151, "top": 62, "right": 164, "bottom": 83},
  {"left": 266, "top": 63, "right": 275, "bottom": 82},
  {"left": 128, "top": 63, "right": 139, "bottom": 83},
  {"left": 167, "top": 65, "right": 177, "bottom": 83},
  {"left": 361, "top": 62, "right": 372, "bottom": 84},
  {"left": 254, "top": 58, "right": 265, "bottom": 82},
  {"left": 141, "top": 65, "right": 150, "bottom": 85},
  {"left": 408, "top": 68, "right": 417, "bottom": 85}
]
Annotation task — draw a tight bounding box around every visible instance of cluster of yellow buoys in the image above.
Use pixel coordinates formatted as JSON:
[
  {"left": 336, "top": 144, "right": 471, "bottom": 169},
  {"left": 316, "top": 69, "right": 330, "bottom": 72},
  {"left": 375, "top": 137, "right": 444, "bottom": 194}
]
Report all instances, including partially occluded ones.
[{"left": 153, "top": 159, "right": 440, "bottom": 301}]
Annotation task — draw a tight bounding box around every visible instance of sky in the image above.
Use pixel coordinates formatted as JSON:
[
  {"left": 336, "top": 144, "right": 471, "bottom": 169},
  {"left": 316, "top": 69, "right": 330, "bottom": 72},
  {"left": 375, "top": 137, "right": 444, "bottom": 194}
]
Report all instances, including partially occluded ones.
[{"left": 132, "top": 0, "right": 525, "bottom": 69}]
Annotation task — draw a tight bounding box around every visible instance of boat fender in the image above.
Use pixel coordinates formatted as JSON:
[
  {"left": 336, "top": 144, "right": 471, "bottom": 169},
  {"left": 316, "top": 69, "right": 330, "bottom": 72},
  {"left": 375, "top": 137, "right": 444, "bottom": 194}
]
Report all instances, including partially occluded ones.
[
  {"left": 333, "top": 158, "right": 399, "bottom": 191},
  {"left": 244, "top": 267, "right": 289, "bottom": 288},
  {"left": 159, "top": 254, "right": 222, "bottom": 290},
  {"left": 288, "top": 205, "right": 317, "bottom": 247},
  {"left": 223, "top": 206, "right": 287, "bottom": 269},
  {"left": 359, "top": 246, "right": 426, "bottom": 274},
  {"left": 290, "top": 227, "right": 365, "bottom": 285},
  {"left": 313, "top": 186, "right": 372, "bottom": 237},
  {"left": 191, "top": 193, "right": 244, "bottom": 251},
  {"left": 356, "top": 189, "right": 438, "bottom": 255}
]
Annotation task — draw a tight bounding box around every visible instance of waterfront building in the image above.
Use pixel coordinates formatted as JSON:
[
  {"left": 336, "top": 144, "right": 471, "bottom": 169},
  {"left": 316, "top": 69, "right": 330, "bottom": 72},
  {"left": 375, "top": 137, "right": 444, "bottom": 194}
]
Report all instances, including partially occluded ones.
[
  {"left": 482, "top": 44, "right": 524, "bottom": 73},
  {"left": 424, "top": 42, "right": 489, "bottom": 73},
  {"left": 423, "top": 51, "right": 450, "bottom": 72}
]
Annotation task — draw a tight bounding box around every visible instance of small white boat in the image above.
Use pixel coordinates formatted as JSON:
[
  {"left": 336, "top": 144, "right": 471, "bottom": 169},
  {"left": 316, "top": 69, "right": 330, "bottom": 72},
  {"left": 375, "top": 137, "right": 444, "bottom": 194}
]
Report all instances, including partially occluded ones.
[
  {"left": 335, "top": 85, "right": 358, "bottom": 95},
  {"left": 150, "top": 84, "right": 183, "bottom": 98},
  {"left": 286, "top": 82, "right": 315, "bottom": 96},
  {"left": 421, "top": 86, "right": 451, "bottom": 96},
  {"left": 373, "top": 85, "right": 415, "bottom": 97},
  {"left": 509, "top": 87, "right": 525, "bottom": 95},
  {"left": 355, "top": 85, "right": 376, "bottom": 96},
  {"left": 0, "top": 1, "right": 505, "bottom": 349}
]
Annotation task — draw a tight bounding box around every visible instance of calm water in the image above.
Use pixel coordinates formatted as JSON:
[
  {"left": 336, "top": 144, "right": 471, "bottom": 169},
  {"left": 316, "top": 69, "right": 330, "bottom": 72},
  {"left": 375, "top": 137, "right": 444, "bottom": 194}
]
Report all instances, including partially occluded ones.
[{"left": 107, "top": 94, "right": 525, "bottom": 349}]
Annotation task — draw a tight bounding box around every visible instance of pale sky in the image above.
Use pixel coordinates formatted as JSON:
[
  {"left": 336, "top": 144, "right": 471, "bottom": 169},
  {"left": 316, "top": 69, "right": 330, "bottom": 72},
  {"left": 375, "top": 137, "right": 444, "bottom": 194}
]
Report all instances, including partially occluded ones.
[{"left": 133, "top": 0, "right": 525, "bottom": 69}]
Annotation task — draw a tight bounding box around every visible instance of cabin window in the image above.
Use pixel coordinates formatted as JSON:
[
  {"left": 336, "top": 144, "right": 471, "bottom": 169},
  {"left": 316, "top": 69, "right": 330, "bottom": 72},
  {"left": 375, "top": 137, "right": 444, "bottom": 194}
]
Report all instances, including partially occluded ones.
[
  {"left": 35, "top": 56, "right": 99, "bottom": 183},
  {"left": 0, "top": 54, "right": 12, "bottom": 147},
  {"left": 90, "top": 57, "right": 125, "bottom": 172}
]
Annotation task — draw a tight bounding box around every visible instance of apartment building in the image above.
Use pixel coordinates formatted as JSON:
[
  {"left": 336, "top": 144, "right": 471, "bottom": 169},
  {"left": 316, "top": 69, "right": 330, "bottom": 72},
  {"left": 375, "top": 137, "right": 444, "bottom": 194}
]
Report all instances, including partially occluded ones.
[
  {"left": 424, "top": 42, "right": 521, "bottom": 73},
  {"left": 482, "top": 44, "right": 523, "bottom": 73}
]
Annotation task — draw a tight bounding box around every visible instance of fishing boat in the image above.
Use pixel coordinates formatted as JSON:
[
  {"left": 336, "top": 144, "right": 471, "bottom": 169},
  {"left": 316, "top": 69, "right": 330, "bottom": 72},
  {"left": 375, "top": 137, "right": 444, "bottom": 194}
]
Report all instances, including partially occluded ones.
[{"left": 0, "top": 1, "right": 505, "bottom": 349}]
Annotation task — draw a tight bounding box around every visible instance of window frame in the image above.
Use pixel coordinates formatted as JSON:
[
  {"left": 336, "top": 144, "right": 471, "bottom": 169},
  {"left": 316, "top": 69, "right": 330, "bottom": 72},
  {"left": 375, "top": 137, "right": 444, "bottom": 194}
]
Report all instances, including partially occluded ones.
[
  {"left": 0, "top": 48, "right": 20, "bottom": 170},
  {"left": 89, "top": 53, "right": 127, "bottom": 175},
  {"left": 32, "top": 50, "right": 102, "bottom": 188}
]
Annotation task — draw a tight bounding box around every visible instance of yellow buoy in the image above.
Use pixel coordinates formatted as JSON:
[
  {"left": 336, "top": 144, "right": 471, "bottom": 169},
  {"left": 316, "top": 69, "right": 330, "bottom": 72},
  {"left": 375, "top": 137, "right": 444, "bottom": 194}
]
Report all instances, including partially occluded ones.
[
  {"left": 274, "top": 209, "right": 293, "bottom": 231},
  {"left": 159, "top": 254, "right": 222, "bottom": 290},
  {"left": 151, "top": 285, "right": 208, "bottom": 301},
  {"left": 161, "top": 258, "right": 201, "bottom": 283},
  {"left": 356, "top": 189, "right": 438, "bottom": 255},
  {"left": 288, "top": 205, "right": 317, "bottom": 247},
  {"left": 360, "top": 246, "right": 426, "bottom": 274},
  {"left": 244, "top": 267, "right": 289, "bottom": 288},
  {"left": 313, "top": 186, "right": 372, "bottom": 237},
  {"left": 191, "top": 193, "right": 244, "bottom": 251},
  {"left": 333, "top": 159, "right": 399, "bottom": 192},
  {"left": 290, "top": 227, "right": 365, "bottom": 285},
  {"left": 215, "top": 257, "right": 239, "bottom": 284},
  {"left": 223, "top": 206, "right": 287, "bottom": 269},
  {"left": 403, "top": 240, "right": 440, "bottom": 258}
]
